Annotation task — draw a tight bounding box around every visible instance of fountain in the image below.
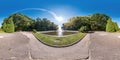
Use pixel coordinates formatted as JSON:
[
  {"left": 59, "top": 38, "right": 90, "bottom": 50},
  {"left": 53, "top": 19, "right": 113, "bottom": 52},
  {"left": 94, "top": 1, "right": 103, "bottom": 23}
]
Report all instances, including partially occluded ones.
[
  {"left": 57, "top": 25, "right": 63, "bottom": 36},
  {"left": 42, "top": 25, "right": 77, "bottom": 36}
]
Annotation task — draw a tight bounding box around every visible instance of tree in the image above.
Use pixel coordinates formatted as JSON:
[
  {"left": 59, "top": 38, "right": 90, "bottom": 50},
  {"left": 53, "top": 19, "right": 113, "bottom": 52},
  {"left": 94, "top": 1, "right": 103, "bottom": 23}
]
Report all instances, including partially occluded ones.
[
  {"left": 2, "top": 18, "right": 7, "bottom": 32},
  {"left": 79, "top": 26, "right": 89, "bottom": 33},
  {"left": 2, "top": 17, "right": 15, "bottom": 33},
  {"left": 114, "top": 22, "right": 119, "bottom": 31},
  {"left": 34, "top": 18, "right": 57, "bottom": 31},
  {"left": 106, "top": 19, "right": 115, "bottom": 32},
  {"left": 63, "top": 16, "right": 91, "bottom": 30},
  {"left": 2, "top": 13, "right": 57, "bottom": 32},
  {"left": 10, "top": 13, "right": 34, "bottom": 31},
  {"left": 63, "top": 13, "right": 110, "bottom": 31},
  {"left": 90, "top": 13, "right": 110, "bottom": 31}
]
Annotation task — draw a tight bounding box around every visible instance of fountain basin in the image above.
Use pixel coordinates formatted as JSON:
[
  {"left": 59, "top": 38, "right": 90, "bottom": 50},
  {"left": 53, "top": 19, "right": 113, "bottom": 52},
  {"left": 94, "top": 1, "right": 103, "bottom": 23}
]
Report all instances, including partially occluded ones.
[{"left": 40, "top": 31, "right": 78, "bottom": 36}]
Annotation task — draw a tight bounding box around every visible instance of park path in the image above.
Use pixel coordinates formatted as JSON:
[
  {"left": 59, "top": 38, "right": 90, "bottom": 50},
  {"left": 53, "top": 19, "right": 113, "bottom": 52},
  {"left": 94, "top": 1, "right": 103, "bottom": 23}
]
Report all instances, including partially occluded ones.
[
  {"left": 22, "top": 32, "right": 90, "bottom": 60},
  {"left": 0, "top": 32, "right": 90, "bottom": 60},
  {"left": 0, "top": 32, "right": 30, "bottom": 60},
  {"left": 0, "top": 31, "right": 120, "bottom": 60},
  {"left": 89, "top": 32, "right": 120, "bottom": 60}
]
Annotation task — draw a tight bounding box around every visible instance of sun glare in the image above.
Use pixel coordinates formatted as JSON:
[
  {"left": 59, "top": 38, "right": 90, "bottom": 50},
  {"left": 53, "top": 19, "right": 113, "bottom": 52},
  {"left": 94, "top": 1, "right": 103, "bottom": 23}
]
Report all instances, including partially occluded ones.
[{"left": 56, "top": 16, "right": 64, "bottom": 22}]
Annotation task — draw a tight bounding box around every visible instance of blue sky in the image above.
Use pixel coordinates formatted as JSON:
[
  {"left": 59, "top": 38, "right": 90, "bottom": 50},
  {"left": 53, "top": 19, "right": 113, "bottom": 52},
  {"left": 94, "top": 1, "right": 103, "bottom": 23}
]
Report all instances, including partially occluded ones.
[{"left": 0, "top": 0, "right": 120, "bottom": 27}]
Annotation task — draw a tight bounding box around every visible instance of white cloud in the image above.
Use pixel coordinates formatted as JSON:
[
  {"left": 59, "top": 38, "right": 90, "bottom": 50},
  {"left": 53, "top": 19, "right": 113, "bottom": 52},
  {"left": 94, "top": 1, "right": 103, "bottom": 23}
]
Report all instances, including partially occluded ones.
[{"left": 14, "top": 8, "right": 64, "bottom": 23}]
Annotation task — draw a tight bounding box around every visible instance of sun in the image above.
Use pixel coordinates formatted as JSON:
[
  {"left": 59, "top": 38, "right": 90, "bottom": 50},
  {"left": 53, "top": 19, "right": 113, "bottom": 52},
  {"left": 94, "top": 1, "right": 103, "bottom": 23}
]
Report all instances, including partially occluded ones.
[{"left": 56, "top": 16, "right": 64, "bottom": 22}]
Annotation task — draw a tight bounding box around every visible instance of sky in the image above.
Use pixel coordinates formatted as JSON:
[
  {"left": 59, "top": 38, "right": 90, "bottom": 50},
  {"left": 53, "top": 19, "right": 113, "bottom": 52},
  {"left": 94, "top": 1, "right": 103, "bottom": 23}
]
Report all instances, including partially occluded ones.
[{"left": 0, "top": 0, "right": 120, "bottom": 27}]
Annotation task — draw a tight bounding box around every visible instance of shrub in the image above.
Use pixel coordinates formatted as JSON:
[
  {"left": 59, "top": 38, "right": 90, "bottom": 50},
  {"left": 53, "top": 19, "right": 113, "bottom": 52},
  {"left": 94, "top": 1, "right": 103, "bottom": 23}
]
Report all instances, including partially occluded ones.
[
  {"left": 6, "top": 17, "right": 15, "bottom": 33},
  {"left": 33, "top": 29, "right": 37, "bottom": 33},
  {"left": 106, "top": 19, "right": 119, "bottom": 32},
  {"left": 2, "top": 17, "right": 15, "bottom": 33},
  {"left": 79, "top": 26, "right": 89, "bottom": 33},
  {"left": 106, "top": 19, "right": 115, "bottom": 32},
  {"left": 114, "top": 22, "right": 119, "bottom": 31}
]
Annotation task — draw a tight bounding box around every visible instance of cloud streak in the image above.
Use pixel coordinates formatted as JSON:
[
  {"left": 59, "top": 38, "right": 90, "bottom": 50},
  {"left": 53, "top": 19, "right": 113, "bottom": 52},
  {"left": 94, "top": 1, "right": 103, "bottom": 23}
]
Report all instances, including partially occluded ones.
[{"left": 14, "top": 8, "right": 63, "bottom": 22}]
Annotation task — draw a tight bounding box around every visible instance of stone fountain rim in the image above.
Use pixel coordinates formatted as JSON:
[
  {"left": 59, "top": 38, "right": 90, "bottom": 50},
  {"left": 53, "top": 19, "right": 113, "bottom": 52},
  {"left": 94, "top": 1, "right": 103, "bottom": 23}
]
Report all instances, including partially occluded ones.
[{"left": 38, "top": 30, "right": 79, "bottom": 37}]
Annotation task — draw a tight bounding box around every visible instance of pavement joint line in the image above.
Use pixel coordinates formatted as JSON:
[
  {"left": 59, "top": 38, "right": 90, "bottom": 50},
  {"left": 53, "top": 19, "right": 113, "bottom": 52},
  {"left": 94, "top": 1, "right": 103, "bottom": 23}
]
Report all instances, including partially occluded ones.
[{"left": 28, "top": 51, "right": 33, "bottom": 60}]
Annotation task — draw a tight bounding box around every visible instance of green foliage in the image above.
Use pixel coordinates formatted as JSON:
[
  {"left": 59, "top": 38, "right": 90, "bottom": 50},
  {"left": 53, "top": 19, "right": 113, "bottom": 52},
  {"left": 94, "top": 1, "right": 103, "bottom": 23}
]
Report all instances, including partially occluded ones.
[
  {"left": 114, "top": 22, "right": 119, "bottom": 31},
  {"left": 79, "top": 26, "right": 89, "bottom": 33},
  {"left": 63, "top": 13, "right": 110, "bottom": 31},
  {"left": 106, "top": 19, "right": 119, "bottom": 32},
  {"left": 2, "top": 20, "right": 6, "bottom": 32},
  {"left": 63, "top": 16, "right": 91, "bottom": 30},
  {"left": 33, "top": 29, "right": 37, "bottom": 33},
  {"left": 10, "top": 13, "right": 34, "bottom": 31},
  {"left": 2, "top": 17, "right": 15, "bottom": 33},
  {"left": 35, "top": 17, "right": 57, "bottom": 31},
  {"left": 106, "top": 19, "right": 115, "bottom": 32},
  {"left": 1, "top": 13, "right": 57, "bottom": 32},
  {"left": 90, "top": 13, "right": 110, "bottom": 30}
]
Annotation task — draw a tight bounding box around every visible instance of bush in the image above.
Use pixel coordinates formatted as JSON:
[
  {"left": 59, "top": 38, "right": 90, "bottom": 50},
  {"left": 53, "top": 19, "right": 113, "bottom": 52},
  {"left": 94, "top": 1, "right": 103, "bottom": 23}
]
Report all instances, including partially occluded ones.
[
  {"left": 114, "top": 22, "right": 119, "bottom": 31},
  {"left": 79, "top": 26, "right": 89, "bottom": 33},
  {"left": 106, "top": 19, "right": 119, "bottom": 32},
  {"left": 33, "top": 29, "right": 37, "bottom": 33},
  {"left": 2, "top": 17, "right": 15, "bottom": 33},
  {"left": 106, "top": 19, "right": 115, "bottom": 32}
]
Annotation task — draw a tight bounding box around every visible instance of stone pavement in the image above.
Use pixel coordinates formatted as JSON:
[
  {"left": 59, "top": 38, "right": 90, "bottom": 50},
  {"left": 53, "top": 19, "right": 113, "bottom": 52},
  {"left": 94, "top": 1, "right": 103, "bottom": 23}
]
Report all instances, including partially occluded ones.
[
  {"left": 89, "top": 32, "right": 120, "bottom": 60},
  {"left": 0, "top": 31, "right": 120, "bottom": 60}
]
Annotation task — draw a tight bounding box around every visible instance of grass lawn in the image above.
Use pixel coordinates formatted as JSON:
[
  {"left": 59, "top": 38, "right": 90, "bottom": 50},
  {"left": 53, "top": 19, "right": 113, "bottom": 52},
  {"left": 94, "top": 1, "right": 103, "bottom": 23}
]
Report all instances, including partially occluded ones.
[{"left": 33, "top": 32, "right": 86, "bottom": 47}]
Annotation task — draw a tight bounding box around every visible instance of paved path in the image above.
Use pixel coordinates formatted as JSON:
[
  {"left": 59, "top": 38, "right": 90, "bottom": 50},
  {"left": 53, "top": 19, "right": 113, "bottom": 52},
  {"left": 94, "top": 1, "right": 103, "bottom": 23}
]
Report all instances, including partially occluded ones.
[
  {"left": 0, "top": 32, "right": 90, "bottom": 60},
  {"left": 0, "top": 31, "right": 120, "bottom": 60},
  {"left": 89, "top": 32, "right": 120, "bottom": 60},
  {"left": 0, "top": 32, "right": 30, "bottom": 60}
]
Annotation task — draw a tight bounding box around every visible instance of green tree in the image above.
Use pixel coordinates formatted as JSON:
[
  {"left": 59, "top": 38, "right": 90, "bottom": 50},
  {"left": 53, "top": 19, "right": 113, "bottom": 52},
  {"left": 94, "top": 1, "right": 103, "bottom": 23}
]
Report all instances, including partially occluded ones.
[
  {"left": 2, "top": 17, "right": 15, "bottom": 33},
  {"left": 2, "top": 18, "right": 7, "bottom": 32},
  {"left": 79, "top": 26, "right": 89, "bottom": 33},
  {"left": 90, "top": 13, "right": 110, "bottom": 31},
  {"left": 10, "top": 13, "right": 34, "bottom": 31},
  {"left": 63, "top": 13, "right": 110, "bottom": 31},
  {"left": 106, "top": 19, "right": 115, "bottom": 32},
  {"left": 114, "top": 22, "right": 119, "bottom": 31},
  {"left": 63, "top": 16, "right": 91, "bottom": 30},
  {"left": 35, "top": 18, "right": 57, "bottom": 31},
  {"left": 6, "top": 17, "right": 15, "bottom": 33}
]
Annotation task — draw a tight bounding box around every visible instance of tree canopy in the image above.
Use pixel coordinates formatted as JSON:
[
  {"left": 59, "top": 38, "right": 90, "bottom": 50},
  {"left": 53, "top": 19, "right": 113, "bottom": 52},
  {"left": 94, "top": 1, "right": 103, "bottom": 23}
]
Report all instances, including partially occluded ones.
[
  {"left": 106, "top": 19, "right": 119, "bottom": 32},
  {"left": 1, "top": 13, "right": 119, "bottom": 33},
  {"left": 1, "top": 13, "right": 57, "bottom": 32},
  {"left": 2, "top": 17, "right": 14, "bottom": 33},
  {"left": 63, "top": 13, "right": 112, "bottom": 31}
]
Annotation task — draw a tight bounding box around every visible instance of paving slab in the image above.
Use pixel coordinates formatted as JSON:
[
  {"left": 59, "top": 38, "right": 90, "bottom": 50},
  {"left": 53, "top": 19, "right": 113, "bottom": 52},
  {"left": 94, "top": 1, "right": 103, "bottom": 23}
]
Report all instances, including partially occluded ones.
[
  {"left": 89, "top": 32, "right": 120, "bottom": 60},
  {"left": 22, "top": 32, "right": 90, "bottom": 60},
  {"left": 0, "top": 32, "right": 90, "bottom": 60}
]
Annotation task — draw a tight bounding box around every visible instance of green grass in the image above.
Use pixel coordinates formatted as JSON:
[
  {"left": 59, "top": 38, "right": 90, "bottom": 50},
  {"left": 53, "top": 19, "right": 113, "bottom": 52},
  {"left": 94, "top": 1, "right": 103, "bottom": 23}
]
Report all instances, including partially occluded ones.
[{"left": 33, "top": 32, "right": 86, "bottom": 46}]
